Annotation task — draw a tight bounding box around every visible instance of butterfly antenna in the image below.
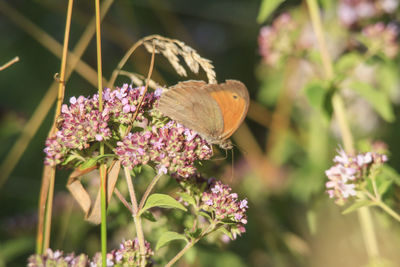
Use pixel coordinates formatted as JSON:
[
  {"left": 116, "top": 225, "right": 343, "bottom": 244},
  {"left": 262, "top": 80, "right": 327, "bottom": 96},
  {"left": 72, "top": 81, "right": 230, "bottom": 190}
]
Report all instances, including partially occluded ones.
[
  {"left": 212, "top": 146, "right": 228, "bottom": 161},
  {"left": 232, "top": 142, "right": 248, "bottom": 156}
]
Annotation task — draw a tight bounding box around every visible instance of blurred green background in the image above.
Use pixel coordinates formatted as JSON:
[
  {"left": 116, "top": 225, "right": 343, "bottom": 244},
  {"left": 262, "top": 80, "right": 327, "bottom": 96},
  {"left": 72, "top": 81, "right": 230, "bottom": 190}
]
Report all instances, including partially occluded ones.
[{"left": 1, "top": 0, "right": 400, "bottom": 266}]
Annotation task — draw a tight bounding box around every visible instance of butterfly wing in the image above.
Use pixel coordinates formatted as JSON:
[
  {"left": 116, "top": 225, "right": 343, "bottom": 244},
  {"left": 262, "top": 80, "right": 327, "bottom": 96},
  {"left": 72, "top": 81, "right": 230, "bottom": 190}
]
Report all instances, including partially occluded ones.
[
  {"left": 157, "top": 80, "right": 224, "bottom": 140},
  {"left": 203, "top": 80, "right": 249, "bottom": 140}
]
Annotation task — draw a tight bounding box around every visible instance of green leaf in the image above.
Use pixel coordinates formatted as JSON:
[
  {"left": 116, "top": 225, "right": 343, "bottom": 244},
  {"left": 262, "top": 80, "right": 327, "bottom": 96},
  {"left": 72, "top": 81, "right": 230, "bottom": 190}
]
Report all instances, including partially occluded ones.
[
  {"left": 257, "top": 0, "right": 286, "bottom": 23},
  {"left": 155, "top": 231, "right": 187, "bottom": 251},
  {"left": 381, "top": 165, "right": 400, "bottom": 186},
  {"left": 79, "top": 154, "right": 115, "bottom": 169},
  {"left": 176, "top": 192, "right": 196, "bottom": 207},
  {"left": 342, "top": 200, "right": 375, "bottom": 215},
  {"left": 335, "top": 52, "right": 362, "bottom": 74},
  {"left": 139, "top": 193, "right": 187, "bottom": 215},
  {"left": 378, "top": 179, "right": 393, "bottom": 196},
  {"left": 199, "top": 210, "right": 212, "bottom": 220},
  {"left": 62, "top": 154, "right": 79, "bottom": 165},
  {"left": 79, "top": 158, "right": 97, "bottom": 169},
  {"left": 141, "top": 210, "right": 156, "bottom": 222},
  {"left": 349, "top": 81, "right": 395, "bottom": 122},
  {"left": 303, "top": 80, "right": 333, "bottom": 120},
  {"left": 186, "top": 228, "right": 202, "bottom": 239},
  {"left": 304, "top": 81, "right": 326, "bottom": 109},
  {"left": 218, "top": 226, "right": 233, "bottom": 240}
]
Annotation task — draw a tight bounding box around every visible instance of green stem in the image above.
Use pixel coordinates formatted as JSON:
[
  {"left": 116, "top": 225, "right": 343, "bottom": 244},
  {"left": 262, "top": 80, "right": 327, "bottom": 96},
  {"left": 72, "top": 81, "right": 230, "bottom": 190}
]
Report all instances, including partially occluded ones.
[
  {"left": 139, "top": 172, "right": 163, "bottom": 210},
  {"left": 365, "top": 192, "right": 400, "bottom": 223},
  {"left": 165, "top": 222, "right": 216, "bottom": 267},
  {"left": 165, "top": 241, "right": 195, "bottom": 267},
  {"left": 123, "top": 167, "right": 146, "bottom": 267},
  {"left": 94, "top": 0, "right": 106, "bottom": 265},
  {"left": 376, "top": 201, "right": 400, "bottom": 223},
  {"left": 306, "top": 0, "right": 379, "bottom": 259},
  {"left": 99, "top": 162, "right": 107, "bottom": 266},
  {"left": 371, "top": 178, "right": 380, "bottom": 202}
]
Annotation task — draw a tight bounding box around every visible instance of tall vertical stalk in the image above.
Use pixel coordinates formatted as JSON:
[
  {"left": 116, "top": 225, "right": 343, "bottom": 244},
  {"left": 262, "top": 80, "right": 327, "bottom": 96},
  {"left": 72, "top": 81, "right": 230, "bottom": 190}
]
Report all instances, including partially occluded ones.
[
  {"left": 123, "top": 167, "right": 146, "bottom": 267},
  {"left": 94, "top": 0, "right": 107, "bottom": 265},
  {"left": 306, "top": 0, "right": 379, "bottom": 259},
  {"left": 37, "top": 0, "right": 74, "bottom": 254}
]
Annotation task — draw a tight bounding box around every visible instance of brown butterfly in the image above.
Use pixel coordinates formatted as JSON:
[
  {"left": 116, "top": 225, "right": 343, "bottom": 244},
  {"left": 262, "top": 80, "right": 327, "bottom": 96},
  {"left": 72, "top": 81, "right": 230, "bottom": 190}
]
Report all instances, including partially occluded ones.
[{"left": 157, "top": 80, "right": 249, "bottom": 149}]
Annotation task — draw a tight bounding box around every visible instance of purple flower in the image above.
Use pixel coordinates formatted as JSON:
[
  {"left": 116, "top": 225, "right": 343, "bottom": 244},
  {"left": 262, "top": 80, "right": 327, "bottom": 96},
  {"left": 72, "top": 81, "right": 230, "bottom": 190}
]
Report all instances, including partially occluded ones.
[
  {"left": 258, "top": 13, "right": 298, "bottom": 66},
  {"left": 325, "top": 146, "right": 388, "bottom": 204},
  {"left": 116, "top": 121, "right": 212, "bottom": 178},
  {"left": 337, "top": 0, "right": 399, "bottom": 27},
  {"left": 201, "top": 181, "right": 248, "bottom": 225},
  {"left": 200, "top": 181, "right": 248, "bottom": 239},
  {"left": 361, "top": 22, "right": 398, "bottom": 58},
  {"left": 29, "top": 238, "right": 153, "bottom": 267},
  {"left": 43, "top": 85, "right": 161, "bottom": 167}
]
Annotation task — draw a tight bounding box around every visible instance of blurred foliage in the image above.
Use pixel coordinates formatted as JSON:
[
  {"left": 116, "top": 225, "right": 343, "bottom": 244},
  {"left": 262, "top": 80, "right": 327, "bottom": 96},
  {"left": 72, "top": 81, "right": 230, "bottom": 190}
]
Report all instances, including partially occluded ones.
[{"left": 2, "top": 0, "right": 400, "bottom": 266}]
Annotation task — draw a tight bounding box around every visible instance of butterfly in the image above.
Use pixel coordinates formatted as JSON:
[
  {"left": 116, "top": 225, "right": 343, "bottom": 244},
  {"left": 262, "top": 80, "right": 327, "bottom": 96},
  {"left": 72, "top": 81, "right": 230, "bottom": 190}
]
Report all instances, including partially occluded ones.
[{"left": 157, "top": 80, "right": 249, "bottom": 149}]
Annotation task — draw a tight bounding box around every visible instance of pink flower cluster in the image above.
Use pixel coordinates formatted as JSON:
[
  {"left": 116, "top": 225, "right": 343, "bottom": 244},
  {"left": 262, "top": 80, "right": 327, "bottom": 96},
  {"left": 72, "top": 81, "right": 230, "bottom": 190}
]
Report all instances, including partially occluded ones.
[
  {"left": 362, "top": 22, "right": 398, "bottom": 58},
  {"left": 201, "top": 181, "right": 248, "bottom": 238},
  {"left": 115, "top": 121, "right": 212, "bottom": 177},
  {"left": 44, "top": 84, "right": 160, "bottom": 166},
  {"left": 44, "top": 95, "right": 111, "bottom": 166},
  {"left": 325, "top": 148, "right": 388, "bottom": 204},
  {"left": 338, "top": 0, "right": 398, "bottom": 27},
  {"left": 258, "top": 13, "right": 297, "bottom": 66},
  {"left": 102, "top": 84, "right": 157, "bottom": 125},
  {"left": 28, "top": 239, "right": 153, "bottom": 267},
  {"left": 92, "top": 239, "right": 153, "bottom": 267},
  {"left": 28, "top": 248, "right": 89, "bottom": 267}
]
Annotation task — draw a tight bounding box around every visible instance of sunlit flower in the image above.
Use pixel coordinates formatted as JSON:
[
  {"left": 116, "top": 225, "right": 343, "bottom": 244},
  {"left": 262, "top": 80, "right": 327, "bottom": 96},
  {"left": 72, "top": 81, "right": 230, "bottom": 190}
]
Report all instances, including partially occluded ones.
[
  {"left": 116, "top": 121, "right": 212, "bottom": 178},
  {"left": 44, "top": 84, "right": 213, "bottom": 177},
  {"left": 201, "top": 181, "right": 248, "bottom": 225},
  {"left": 325, "top": 147, "right": 388, "bottom": 204}
]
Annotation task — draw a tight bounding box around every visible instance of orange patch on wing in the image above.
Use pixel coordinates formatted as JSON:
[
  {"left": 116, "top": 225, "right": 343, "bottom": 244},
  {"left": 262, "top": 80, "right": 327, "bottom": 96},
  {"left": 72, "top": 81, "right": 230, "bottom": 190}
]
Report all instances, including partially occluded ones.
[{"left": 210, "top": 90, "right": 247, "bottom": 139}]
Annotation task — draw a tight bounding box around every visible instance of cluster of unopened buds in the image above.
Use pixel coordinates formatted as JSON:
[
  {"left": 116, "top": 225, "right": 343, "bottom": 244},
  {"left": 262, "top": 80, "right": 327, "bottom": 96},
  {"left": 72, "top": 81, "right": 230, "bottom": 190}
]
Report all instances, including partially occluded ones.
[
  {"left": 28, "top": 239, "right": 153, "bottom": 267},
  {"left": 325, "top": 148, "right": 387, "bottom": 205},
  {"left": 200, "top": 180, "right": 248, "bottom": 239}
]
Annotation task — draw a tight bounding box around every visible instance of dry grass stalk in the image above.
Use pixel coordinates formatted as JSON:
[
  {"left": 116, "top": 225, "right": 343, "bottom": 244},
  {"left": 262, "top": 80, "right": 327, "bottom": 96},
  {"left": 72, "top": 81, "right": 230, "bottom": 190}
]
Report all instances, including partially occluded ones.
[
  {"left": 142, "top": 35, "right": 216, "bottom": 84},
  {"left": 118, "top": 70, "right": 162, "bottom": 90}
]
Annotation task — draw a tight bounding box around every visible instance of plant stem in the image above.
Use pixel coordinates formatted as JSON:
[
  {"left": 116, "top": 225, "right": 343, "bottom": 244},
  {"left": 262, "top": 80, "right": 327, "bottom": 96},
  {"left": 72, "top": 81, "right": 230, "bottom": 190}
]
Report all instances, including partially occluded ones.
[
  {"left": 306, "top": 0, "right": 379, "bottom": 259},
  {"left": 37, "top": 0, "right": 74, "bottom": 254},
  {"left": 165, "top": 222, "right": 216, "bottom": 267},
  {"left": 376, "top": 201, "right": 400, "bottom": 223},
  {"left": 42, "top": 168, "right": 55, "bottom": 252},
  {"left": 0, "top": 56, "right": 19, "bottom": 71},
  {"left": 114, "top": 188, "right": 133, "bottom": 214},
  {"left": 365, "top": 192, "right": 400, "bottom": 223},
  {"left": 94, "top": 0, "right": 107, "bottom": 265},
  {"left": 139, "top": 172, "right": 163, "bottom": 210},
  {"left": 123, "top": 167, "right": 146, "bottom": 267},
  {"left": 165, "top": 241, "right": 195, "bottom": 267},
  {"left": 124, "top": 167, "right": 139, "bottom": 214}
]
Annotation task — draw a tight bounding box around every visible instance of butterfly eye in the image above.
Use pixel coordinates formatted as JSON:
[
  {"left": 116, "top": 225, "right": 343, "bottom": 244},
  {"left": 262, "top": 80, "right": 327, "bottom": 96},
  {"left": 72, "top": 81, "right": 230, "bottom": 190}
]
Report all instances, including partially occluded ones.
[{"left": 232, "top": 94, "right": 238, "bottom": 99}]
